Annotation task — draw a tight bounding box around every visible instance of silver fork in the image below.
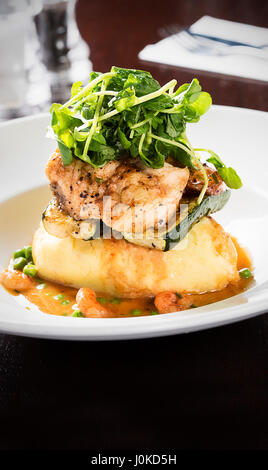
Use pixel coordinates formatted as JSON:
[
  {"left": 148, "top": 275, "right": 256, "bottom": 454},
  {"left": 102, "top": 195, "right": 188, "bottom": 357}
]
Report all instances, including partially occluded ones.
[{"left": 159, "top": 24, "right": 268, "bottom": 59}]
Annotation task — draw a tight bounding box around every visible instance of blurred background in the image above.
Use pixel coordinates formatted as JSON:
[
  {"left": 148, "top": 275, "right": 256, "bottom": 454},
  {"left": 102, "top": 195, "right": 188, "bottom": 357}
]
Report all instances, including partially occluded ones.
[{"left": 0, "top": 0, "right": 267, "bottom": 120}]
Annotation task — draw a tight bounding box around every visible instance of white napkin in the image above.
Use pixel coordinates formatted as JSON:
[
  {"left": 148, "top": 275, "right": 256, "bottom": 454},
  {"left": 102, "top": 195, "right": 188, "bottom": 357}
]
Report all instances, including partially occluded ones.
[{"left": 138, "top": 16, "right": 268, "bottom": 82}]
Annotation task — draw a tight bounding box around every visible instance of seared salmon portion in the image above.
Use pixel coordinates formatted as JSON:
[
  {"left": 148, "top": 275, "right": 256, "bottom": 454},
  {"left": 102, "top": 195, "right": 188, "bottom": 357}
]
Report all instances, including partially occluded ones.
[{"left": 46, "top": 149, "right": 189, "bottom": 233}]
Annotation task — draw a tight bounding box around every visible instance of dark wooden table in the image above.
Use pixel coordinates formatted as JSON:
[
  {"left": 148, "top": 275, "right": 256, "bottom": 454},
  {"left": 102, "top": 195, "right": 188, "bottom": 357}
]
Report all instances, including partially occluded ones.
[{"left": 1, "top": 0, "right": 268, "bottom": 455}]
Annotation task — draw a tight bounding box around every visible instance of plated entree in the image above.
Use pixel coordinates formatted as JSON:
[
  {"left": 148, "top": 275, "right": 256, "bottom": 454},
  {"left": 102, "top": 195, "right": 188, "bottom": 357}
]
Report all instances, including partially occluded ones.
[{"left": 0, "top": 67, "right": 252, "bottom": 317}]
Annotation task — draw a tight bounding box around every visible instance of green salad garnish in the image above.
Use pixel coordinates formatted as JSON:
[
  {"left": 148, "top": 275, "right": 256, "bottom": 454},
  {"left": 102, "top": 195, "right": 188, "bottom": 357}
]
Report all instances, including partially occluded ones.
[{"left": 49, "top": 66, "right": 242, "bottom": 203}]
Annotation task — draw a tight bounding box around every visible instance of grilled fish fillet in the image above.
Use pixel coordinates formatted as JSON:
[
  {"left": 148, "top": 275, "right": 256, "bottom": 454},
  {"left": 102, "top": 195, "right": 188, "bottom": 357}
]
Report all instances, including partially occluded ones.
[{"left": 46, "top": 149, "right": 189, "bottom": 233}]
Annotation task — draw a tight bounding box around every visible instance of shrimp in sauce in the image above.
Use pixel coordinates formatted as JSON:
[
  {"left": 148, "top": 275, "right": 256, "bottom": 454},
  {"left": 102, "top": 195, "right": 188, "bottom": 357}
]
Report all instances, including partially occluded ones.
[
  {"left": 0, "top": 269, "right": 34, "bottom": 291},
  {"left": 76, "top": 287, "right": 111, "bottom": 318},
  {"left": 154, "top": 291, "right": 192, "bottom": 314}
]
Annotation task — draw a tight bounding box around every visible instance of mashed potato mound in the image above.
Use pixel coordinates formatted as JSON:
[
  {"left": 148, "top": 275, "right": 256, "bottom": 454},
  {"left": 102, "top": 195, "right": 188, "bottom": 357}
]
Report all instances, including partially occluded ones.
[{"left": 32, "top": 217, "right": 239, "bottom": 298}]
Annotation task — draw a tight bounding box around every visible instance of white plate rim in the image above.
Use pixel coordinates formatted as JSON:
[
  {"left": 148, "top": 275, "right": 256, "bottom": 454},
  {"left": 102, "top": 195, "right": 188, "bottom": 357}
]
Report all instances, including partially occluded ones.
[{"left": 0, "top": 105, "right": 267, "bottom": 340}]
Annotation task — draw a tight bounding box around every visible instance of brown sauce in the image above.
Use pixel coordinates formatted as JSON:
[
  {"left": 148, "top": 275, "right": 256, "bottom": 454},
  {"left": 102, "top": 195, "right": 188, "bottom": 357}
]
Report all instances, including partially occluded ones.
[{"left": 3, "top": 237, "right": 253, "bottom": 318}]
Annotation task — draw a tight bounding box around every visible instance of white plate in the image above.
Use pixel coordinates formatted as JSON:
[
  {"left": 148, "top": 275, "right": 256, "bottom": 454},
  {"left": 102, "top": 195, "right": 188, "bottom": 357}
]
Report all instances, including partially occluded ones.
[{"left": 0, "top": 106, "right": 267, "bottom": 340}]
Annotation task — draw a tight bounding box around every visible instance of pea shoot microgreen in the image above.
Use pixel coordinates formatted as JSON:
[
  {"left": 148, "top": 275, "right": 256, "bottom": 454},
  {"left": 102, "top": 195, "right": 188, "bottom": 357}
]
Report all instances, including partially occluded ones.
[{"left": 48, "top": 66, "right": 242, "bottom": 204}]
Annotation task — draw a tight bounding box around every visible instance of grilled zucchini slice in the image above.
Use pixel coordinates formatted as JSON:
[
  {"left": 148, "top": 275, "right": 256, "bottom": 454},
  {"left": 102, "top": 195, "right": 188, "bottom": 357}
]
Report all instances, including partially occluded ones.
[
  {"left": 164, "top": 190, "right": 231, "bottom": 251},
  {"left": 123, "top": 231, "right": 166, "bottom": 251},
  {"left": 123, "top": 191, "right": 230, "bottom": 251},
  {"left": 42, "top": 191, "right": 230, "bottom": 250}
]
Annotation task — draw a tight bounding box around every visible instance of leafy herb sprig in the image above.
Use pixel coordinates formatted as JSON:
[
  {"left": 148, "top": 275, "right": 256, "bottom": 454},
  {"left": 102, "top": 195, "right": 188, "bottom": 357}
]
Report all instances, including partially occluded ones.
[{"left": 49, "top": 66, "right": 242, "bottom": 203}]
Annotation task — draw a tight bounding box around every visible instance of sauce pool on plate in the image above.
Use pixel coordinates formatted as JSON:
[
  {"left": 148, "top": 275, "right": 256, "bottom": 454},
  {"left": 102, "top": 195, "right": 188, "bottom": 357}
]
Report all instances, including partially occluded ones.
[{"left": 3, "top": 237, "right": 253, "bottom": 318}]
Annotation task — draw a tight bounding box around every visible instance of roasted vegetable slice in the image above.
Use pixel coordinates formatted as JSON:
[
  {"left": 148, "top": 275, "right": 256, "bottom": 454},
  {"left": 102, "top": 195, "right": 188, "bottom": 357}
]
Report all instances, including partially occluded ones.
[
  {"left": 42, "top": 198, "right": 75, "bottom": 238},
  {"left": 164, "top": 190, "right": 231, "bottom": 251},
  {"left": 42, "top": 199, "right": 96, "bottom": 240},
  {"left": 42, "top": 192, "right": 230, "bottom": 251},
  {"left": 122, "top": 191, "right": 230, "bottom": 252},
  {"left": 72, "top": 220, "right": 97, "bottom": 241},
  {"left": 123, "top": 232, "right": 166, "bottom": 251}
]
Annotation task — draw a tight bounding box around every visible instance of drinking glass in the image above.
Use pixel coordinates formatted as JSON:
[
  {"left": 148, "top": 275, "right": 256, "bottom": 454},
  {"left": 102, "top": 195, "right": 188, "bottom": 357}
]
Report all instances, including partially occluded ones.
[
  {"left": 0, "top": 0, "right": 50, "bottom": 120},
  {"left": 35, "top": 0, "right": 92, "bottom": 103}
]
